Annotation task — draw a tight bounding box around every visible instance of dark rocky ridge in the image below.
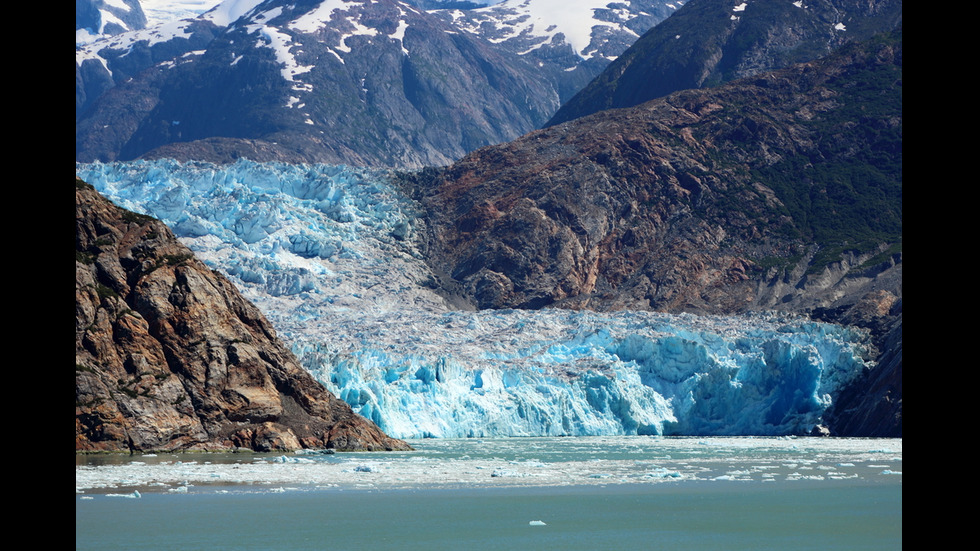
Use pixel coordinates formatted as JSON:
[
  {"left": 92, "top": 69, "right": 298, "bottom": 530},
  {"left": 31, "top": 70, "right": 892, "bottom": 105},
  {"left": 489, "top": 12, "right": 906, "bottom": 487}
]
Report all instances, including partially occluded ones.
[
  {"left": 548, "top": 0, "right": 903, "bottom": 127},
  {"left": 818, "top": 294, "right": 902, "bottom": 436},
  {"left": 76, "top": 179, "right": 412, "bottom": 452},
  {"left": 413, "top": 31, "right": 902, "bottom": 436}
]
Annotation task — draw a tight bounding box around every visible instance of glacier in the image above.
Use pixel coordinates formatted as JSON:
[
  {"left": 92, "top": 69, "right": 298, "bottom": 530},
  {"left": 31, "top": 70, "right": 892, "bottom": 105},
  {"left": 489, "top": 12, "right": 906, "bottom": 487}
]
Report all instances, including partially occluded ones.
[{"left": 76, "top": 159, "right": 873, "bottom": 439}]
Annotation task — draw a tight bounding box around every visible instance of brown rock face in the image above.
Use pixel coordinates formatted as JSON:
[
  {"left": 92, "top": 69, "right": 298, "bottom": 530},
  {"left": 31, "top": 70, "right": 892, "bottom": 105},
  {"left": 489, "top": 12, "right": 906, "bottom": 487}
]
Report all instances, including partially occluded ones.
[
  {"left": 76, "top": 179, "right": 411, "bottom": 452},
  {"left": 420, "top": 35, "right": 902, "bottom": 317}
]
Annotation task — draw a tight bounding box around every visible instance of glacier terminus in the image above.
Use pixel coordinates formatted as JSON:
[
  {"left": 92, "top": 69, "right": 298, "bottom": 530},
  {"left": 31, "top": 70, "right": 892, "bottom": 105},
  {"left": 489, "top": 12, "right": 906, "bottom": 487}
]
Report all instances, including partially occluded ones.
[{"left": 77, "top": 159, "right": 874, "bottom": 439}]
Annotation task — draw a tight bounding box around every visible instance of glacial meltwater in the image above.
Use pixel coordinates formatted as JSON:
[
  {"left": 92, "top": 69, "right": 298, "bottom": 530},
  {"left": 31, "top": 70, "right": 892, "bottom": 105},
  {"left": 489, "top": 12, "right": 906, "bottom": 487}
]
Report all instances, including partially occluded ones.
[{"left": 76, "top": 436, "right": 901, "bottom": 550}]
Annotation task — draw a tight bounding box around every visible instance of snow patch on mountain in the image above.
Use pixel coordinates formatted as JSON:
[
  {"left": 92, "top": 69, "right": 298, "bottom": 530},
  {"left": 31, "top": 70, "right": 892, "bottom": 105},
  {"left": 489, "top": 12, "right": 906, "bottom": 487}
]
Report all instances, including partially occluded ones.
[
  {"left": 76, "top": 18, "right": 198, "bottom": 65},
  {"left": 289, "top": 0, "right": 362, "bottom": 32},
  {"left": 288, "top": 0, "right": 413, "bottom": 57},
  {"left": 445, "top": 0, "right": 681, "bottom": 60},
  {"left": 142, "top": 0, "right": 226, "bottom": 26},
  {"left": 245, "top": 7, "right": 317, "bottom": 85},
  {"left": 202, "top": 0, "right": 265, "bottom": 26}
]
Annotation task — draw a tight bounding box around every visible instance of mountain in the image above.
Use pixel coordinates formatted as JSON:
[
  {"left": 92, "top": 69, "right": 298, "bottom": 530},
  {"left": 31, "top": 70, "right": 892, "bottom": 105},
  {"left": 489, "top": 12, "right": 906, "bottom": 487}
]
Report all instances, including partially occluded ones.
[
  {"left": 427, "top": 0, "right": 686, "bottom": 102},
  {"left": 75, "top": 3, "right": 901, "bottom": 438},
  {"left": 76, "top": 0, "right": 558, "bottom": 167},
  {"left": 75, "top": 0, "right": 683, "bottom": 168},
  {"left": 547, "top": 0, "right": 903, "bottom": 127},
  {"left": 414, "top": 30, "right": 902, "bottom": 435},
  {"left": 420, "top": 30, "right": 901, "bottom": 313},
  {"left": 76, "top": 178, "right": 411, "bottom": 452}
]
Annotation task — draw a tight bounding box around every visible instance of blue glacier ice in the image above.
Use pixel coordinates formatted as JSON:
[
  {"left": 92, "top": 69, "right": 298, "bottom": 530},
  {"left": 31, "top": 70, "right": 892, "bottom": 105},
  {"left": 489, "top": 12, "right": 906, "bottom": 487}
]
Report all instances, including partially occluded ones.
[{"left": 76, "top": 160, "right": 874, "bottom": 439}]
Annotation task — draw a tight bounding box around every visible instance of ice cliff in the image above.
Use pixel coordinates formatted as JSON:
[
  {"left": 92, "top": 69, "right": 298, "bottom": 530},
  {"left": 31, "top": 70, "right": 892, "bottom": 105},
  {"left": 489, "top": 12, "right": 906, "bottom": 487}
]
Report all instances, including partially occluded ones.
[{"left": 76, "top": 160, "right": 873, "bottom": 438}]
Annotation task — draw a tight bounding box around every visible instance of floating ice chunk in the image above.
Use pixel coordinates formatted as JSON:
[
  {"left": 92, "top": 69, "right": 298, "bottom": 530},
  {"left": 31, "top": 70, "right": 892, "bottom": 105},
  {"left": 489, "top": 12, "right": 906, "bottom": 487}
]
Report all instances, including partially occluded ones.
[
  {"left": 296, "top": 448, "right": 336, "bottom": 455},
  {"left": 272, "top": 455, "right": 315, "bottom": 464},
  {"left": 644, "top": 468, "right": 682, "bottom": 479},
  {"left": 529, "top": 520, "right": 547, "bottom": 526},
  {"left": 107, "top": 490, "right": 141, "bottom": 498}
]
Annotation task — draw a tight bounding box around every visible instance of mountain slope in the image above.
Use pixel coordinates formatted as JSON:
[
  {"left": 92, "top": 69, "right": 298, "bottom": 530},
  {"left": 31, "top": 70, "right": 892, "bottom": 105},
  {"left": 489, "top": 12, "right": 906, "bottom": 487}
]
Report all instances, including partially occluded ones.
[
  {"left": 76, "top": 178, "right": 411, "bottom": 452},
  {"left": 420, "top": 30, "right": 901, "bottom": 313},
  {"left": 413, "top": 30, "right": 901, "bottom": 435},
  {"left": 76, "top": 0, "right": 687, "bottom": 167},
  {"left": 547, "top": 0, "right": 903, "bottom": 126},
  {"left": 77, "top": 0, "right": 560, "bottom": 167}
]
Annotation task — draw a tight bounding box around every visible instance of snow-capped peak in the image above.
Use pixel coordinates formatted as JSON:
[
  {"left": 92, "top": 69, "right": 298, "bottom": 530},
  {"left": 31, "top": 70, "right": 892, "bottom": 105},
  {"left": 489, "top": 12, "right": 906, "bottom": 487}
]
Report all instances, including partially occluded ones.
[{"left": 441, "top": 0, "right": 684, "bottom": 61}]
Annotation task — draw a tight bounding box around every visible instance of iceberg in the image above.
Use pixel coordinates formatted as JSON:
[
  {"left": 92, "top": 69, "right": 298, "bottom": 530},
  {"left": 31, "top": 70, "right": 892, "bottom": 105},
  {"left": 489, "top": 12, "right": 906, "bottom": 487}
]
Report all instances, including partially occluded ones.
[{"left": 76, "top": 160, "right": 873, "bottom": 439}]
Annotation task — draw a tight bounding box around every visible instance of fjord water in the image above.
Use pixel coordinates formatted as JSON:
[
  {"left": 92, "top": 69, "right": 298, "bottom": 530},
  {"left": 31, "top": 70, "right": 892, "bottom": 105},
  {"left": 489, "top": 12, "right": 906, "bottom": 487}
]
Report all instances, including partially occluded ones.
[{"left": 76, "top": 436, "right": 901, "bottom": 550}]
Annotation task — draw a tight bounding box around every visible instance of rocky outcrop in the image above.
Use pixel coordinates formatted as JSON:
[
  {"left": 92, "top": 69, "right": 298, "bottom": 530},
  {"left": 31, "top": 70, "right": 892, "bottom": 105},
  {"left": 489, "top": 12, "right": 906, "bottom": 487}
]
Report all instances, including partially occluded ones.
[
  {"left": 76, "top": 179, "right": 412, "bottom": 452},
  {"left": 420, "top": 32, "right": 902, "bottom": 314},
  {"left": 817, "top": 292, "right": 902, "bottom": 436}
]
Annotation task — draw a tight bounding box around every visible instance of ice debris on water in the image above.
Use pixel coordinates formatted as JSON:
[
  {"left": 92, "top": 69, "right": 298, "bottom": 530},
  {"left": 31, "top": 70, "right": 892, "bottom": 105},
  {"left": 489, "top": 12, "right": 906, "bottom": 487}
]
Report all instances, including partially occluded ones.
[
  {"left": 272, "top": 455, "right": 316, "bottom": 464},
  {"left": 75, "top": 436, "right": 901, "bottom": 493},
  {"left": 643, "top": 468, "right": 682, "bottom": 479},
  {"left": 297, "top": 448, "right": 336, "bottom": 455},
  {"left": 77, "top": 160, "right": 876, "bottom": 439},
  {"left": 106, "top": 490, "right": 141, "bottom": 499}
]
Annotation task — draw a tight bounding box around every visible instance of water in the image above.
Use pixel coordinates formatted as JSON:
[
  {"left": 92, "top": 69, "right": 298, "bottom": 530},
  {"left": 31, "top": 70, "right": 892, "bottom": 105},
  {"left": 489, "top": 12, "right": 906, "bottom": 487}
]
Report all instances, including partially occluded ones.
[{"left": 76, "top": 437, "right": 902, "bottom": 550}]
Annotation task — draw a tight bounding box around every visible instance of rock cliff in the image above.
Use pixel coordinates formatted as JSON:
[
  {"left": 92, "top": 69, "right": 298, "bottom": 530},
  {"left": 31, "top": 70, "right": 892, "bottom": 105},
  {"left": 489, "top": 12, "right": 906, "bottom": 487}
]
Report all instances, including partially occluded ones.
[
  {"left": 76, "top": 179, "right": 412, "bottom": 452},
  {"left": 420, "top": 32, "right": 901, "bottom": 314}
]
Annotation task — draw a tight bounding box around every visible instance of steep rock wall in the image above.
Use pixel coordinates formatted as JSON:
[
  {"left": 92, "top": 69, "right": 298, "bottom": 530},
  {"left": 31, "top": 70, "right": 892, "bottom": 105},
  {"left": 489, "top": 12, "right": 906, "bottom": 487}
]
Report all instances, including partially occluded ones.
[{"left": 76, "top": 179, "right": 411, "bottom": 452}]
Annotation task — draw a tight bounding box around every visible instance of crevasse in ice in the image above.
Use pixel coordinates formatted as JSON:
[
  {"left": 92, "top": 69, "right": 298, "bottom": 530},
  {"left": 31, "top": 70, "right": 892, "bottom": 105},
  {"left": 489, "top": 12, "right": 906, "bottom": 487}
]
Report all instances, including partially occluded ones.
[{"left": 76, "top": 160, "right": 872, "bottom": 438}]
